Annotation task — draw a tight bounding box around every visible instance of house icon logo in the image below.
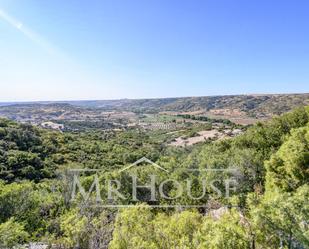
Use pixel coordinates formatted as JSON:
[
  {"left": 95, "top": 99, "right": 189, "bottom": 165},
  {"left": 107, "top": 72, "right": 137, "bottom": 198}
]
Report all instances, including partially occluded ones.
[{"left": 118, "top": 156, "right": 168, "bottom": 173}]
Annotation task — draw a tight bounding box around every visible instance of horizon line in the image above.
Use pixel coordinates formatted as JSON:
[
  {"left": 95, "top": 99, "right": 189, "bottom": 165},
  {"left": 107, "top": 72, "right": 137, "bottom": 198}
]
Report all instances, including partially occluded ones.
[{"left": 0, "top": 91, "right": 308, "bottom": 104}]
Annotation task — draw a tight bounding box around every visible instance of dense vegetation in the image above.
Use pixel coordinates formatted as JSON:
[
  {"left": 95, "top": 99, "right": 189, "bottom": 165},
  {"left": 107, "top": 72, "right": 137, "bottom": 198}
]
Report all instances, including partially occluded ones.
[
  {"left": 176, "top": 114, "right": 235, "bottom": 125},
  {"left": 0, "top": 106, "right": 308, "bottom": 248}
]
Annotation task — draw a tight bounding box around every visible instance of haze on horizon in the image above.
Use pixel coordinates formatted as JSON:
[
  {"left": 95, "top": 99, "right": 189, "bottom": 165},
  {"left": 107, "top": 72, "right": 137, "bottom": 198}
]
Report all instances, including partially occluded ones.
[{"left": 0, "top": 0, "right": 309, "bottom": 102}]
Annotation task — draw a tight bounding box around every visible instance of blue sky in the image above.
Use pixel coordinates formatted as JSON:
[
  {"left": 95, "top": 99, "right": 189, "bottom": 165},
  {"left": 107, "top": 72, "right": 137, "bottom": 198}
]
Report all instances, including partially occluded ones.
[{"left": 0, "top": 0, "right": 308, "bottom": 101}]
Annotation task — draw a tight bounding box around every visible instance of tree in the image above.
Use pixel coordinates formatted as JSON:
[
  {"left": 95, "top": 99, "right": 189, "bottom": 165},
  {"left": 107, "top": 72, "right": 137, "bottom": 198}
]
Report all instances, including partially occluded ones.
[
  {"left": 195, "top": 209, "right": 251, "bottom": 249},
  {"left": 265, "top": 125, "right": 309, "bottom": 191},
  {"left": 0, "top": 218, "right": 29, "bottom": 248},
  {"left": 250, "top": 185, "right": 309, "bottom": 248}
]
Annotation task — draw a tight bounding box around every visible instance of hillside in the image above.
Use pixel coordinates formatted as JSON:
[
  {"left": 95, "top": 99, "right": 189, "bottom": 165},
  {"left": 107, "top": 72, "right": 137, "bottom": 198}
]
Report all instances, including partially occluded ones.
[
  {"left": 0, "top": 106, "right": 308, "bottom": 248},
  {"left": 67, "top": 93, "right": 309, "bottom": 117},
  {"left": 0, "top": 94, "right": 308, "bottom": 128}
]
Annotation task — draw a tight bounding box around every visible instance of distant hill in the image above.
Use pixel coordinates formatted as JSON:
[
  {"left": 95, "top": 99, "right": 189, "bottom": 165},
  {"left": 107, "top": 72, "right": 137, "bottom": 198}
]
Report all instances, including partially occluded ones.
[
  {"left": 0, "top": 93, "right": 308, "bottom": 119},
  {"left": 67, "top": 93, "right": 309, "bottom": 117}
]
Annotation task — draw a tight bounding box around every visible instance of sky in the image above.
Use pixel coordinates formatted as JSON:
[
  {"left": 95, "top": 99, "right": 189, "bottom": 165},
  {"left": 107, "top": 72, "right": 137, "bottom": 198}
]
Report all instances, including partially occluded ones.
[{"left": 0, "top": 0, "right": 308, "bottom": 101}]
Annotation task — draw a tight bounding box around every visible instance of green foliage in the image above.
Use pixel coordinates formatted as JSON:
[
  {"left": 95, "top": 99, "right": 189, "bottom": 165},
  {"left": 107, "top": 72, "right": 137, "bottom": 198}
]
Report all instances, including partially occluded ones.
[
  {"left": 266, "top": 124, "right": 309, "bottom": 191},
  {"left": 0, "top": 119, "right": 59, "bottom": 181},
  {"left": 110, "top": 206, "right": 202, "bottom": 249},
  {"left": 0, "top": 218, "right": 29, "bottom": 248},
  {"left": 177, "top": 114, "right": 234, "bottom": 126},
  {"left": 250, "top": 185, "right": 309, "bottom": 248},
  {"left": 0, "top": 180, "right": 64, "bottom": 238},
  {"left": 111, "top": 206, "right": 253, "bottom": 249},
  {"left": 195, "top": 209, "right": 251, "bottom": 249},
  {"left": 58, "top": 209, "right": 88, "bottom": 248},
  {"left": 0, "top": 105, "right": 308, "bottom": 247}
]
